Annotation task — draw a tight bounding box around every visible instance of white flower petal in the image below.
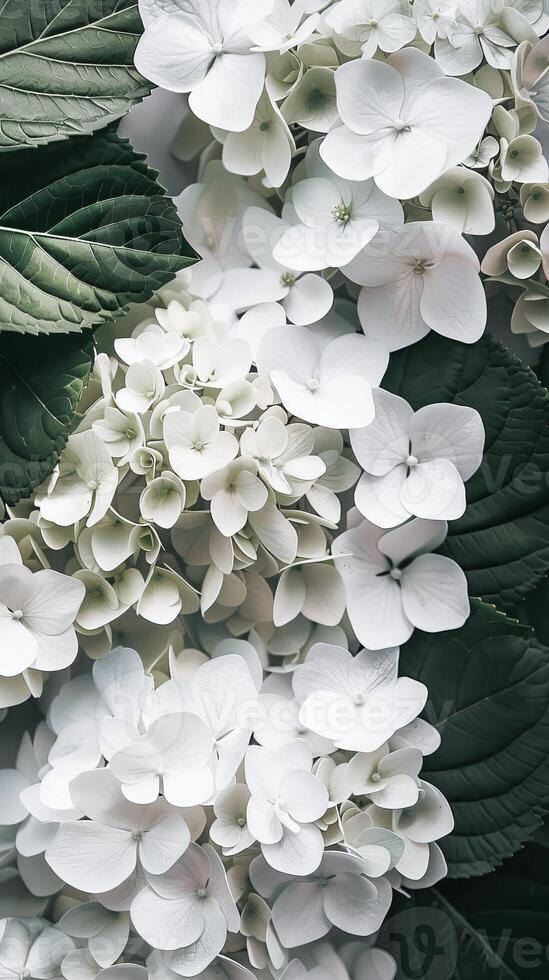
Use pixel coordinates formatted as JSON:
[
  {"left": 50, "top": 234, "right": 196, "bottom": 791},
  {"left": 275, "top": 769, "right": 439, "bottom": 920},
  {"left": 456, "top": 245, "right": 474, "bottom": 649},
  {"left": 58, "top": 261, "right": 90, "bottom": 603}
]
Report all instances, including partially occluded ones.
[
  {"left": 46, "top": 823, "right": 135, "bottom": 893},
  {"left": 401, "top": 553, "right": 470, "bottom": 633},
  {"left": 400, "top": 458, "right": 466, "bottom": 520},
  {"left": 189, "top": 52, "right": 266, "bottom": 132},
  {"left": 420, "top": 256, "right": 486, "bottom": 343}
]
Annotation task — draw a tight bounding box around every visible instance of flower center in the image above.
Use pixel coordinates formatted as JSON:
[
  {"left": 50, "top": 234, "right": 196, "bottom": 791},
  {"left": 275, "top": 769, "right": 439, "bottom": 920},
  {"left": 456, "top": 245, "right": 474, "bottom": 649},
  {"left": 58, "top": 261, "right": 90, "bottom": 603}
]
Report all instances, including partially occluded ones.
[
  {"left": 11, "top": 609, "right": 23, "bottom": 620},
  {"left": 196, "top": 887, "right": 208, "bottom": 899},
  {"left": 306, "top": 87, "right": 328, "bottom": 111},
  {"left": 259, "top": 121, "right": 271, "bottom": 132},
  {"left": 413, "top": 261, "right": 426, "bottom": 275},
  {"left": 237, "top": 816, "right": 246, "bottom": 827},
  {"left": 390, "top": 567, "right": 403, "bottom": 581},
  {"left": 332, "top": 202, "right": 352, "bottom": 225},
  {"left": 394, "top": 119, "right": 411, "bottom": 134},
  {"left": 211, "top": 42, "right": 224, "bottom": 54},
  {"left": 194, "top": 440, "right": 205, "bottom": 452},
  {"left": 354, "top": 693, "right": 365, "bottom": 706},
  {"left": 281, "top": 271, "right": 296, "bottom": 287},
  {"left": 306, "top": 377, "right": 320, "bottom": 391},
  {"left": 371, "top": 772, "right": 381, "bottom": 782},
  {"left": 406, "top": 454, "right": 418, "bottom": 467}
]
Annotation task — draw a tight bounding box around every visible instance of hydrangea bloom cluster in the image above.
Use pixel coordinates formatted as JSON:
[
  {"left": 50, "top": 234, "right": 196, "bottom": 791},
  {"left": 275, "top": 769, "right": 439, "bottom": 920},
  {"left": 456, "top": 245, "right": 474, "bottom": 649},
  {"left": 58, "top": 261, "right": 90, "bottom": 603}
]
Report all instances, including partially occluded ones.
[
  {"left": 1, "top": 0, "right": 548, "bottom": 976},
  {"left": 0, "top": 274, "right": 462, "bottom": 977},
  {"left": 0, "top": 554, "right": 451, "bottom": 978}
]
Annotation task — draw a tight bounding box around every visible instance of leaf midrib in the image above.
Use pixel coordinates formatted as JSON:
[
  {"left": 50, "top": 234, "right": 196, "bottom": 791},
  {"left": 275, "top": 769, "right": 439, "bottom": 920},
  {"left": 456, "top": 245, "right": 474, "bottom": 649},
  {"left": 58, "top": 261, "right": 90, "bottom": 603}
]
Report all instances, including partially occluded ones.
[
  {"left": 0, "top": 224, "right": 173, "bottom": 256},
  {"left": 0, "top": 5, "right": 142, "bottom": 63}
]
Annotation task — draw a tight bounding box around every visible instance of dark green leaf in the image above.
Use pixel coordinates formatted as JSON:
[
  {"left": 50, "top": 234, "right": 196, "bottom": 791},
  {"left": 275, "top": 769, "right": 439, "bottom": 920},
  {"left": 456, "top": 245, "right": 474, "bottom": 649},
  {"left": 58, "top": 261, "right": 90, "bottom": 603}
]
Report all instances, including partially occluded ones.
[
  {"left": 508, "top": 575, "right": 549, "bottom": 647},
  {"left": 380, "top": 844, "right": 549, "bottom": 980},
  {"left": 0, "top": 0, "right": 152, "bottom": 150},
  {"left": 402, "top": 601, "right": 549, "bottom": 878},
  {"left": 0, "top": 332, "right": 93, "bottom": 506},
  {"left": 0, "top": 130, "right": 195, "bottom": 335},
  {"left": 383, "top": 331, "right": 549, "bottom": 606}
]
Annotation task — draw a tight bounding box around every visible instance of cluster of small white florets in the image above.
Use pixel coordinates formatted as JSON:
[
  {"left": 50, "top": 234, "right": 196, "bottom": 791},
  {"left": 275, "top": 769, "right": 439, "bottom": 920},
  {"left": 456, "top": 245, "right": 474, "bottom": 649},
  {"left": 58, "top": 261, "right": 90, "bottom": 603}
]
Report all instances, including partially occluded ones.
[
  {"left": 137, "top": 0, "right": 549, "bottom": 352},
  {"left": 0, "top": 634, "right": 452, "bottom": 978},
  {"left": 0, "top": 271, "right": 484, "bottom": 705},
  {"left": 3, "top": 0, "right": 549, "bottom": 973},
  {"left": 0, "top": 273, "right": 467, "bottom": 979}
]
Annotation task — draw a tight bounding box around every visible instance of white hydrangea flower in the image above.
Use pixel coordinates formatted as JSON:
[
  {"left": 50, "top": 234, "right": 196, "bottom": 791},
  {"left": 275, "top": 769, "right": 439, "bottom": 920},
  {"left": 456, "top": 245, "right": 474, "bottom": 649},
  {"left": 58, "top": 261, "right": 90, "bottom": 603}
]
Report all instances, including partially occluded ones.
[
  {"left": 321, "top": 47, "right": 492, "bottom": 198},
  {"left": 245, "top": 740, "right": 329, "bottom": 874},
  {"left": 240, "top": 415, "right": 326, "bottom": 496},
  {"left": 129, "top": 842, "right": 239, "bottom": 951},
  {"left": 37, "top": 431, "right": 118, "bottom": 529},
  {"left": 222, "top": 88, "right": 295, "bottom": 188},
  {"left": 251, "top": 851, "right": 392, "bottom": 947},
  {"left": 0, "top": 918, "right": 74, "bottom": 980},
  {"left": 434, "top": 0, "right": 521, "bottom": 75},
  {"left": 45, "top": 769, "right": 193, "bottom": 893},
  {"left": 175, "top": 162, "right": 274, "bottom": 296},
  {"left": 164, "top": 405, "right": 239, "bottom": 480},
  {"left": 256, "top": 325, "right": 389, "bottom": 428},
  {"left": 347, "top": 221, "right": 487, "bottom": 350},
  {"left": 249, "top": 0, "right": 321, "bottom": 53},
  {"left": 115, "top": 360, "right": 165, "bottom": 414},
  {"left": 325, "top": 0, "right": 416, "bottom": 59},
  {"left": 114, "top": 324, "right": 189, "bottom": 370},
  {"left": 110, "top": 711, "right": 215, "bottom": 806},
  {"left": 350, "top": 389, "right": 485, "bottom": 527},
  {"left": 294, "top": 643, "right": 427, "bottom": 752},
  {"left": 413, "top": 0, "right": 455, "bottom": 44},
  {"left": 0, "top": 537, "right": 84, "bottom": 708},
  {"left": 368, "top": 780, "right": 454, "bottom": 880},
  {"left": 332, "top": 516, "right": 470, "bottom": 649},
  {"left": 59, "top": 902, "right": 130, "bottom": 970},
  {"left": 135, "top": 0, "right": 272, "bottom": 131},
  {"left": 210, "top": 784, "right": 254, "bottom": 855},
  {"left": 143, "top": 654, "right": 259, "bottom": 791},
  {"left": 419, "top": 167, "right": 496, "bottom": 234},
  {"left": 201, "top": 458, "right": 269, "bottom": 536},
  {"left": 273, "top": 174, "right": 381, "bottom": 271},
  {"left": 242, "top": 207, "right": 335, "bottom": 325}
]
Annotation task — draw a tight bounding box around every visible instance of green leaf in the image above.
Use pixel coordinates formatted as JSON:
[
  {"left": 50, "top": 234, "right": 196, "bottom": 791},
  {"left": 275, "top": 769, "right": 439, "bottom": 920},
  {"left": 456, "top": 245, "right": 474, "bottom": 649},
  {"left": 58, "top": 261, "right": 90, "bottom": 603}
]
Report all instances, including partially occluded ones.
[
  {"left": 0, "top": 332, "right": 93, "bottom": 507},
  {"left": 508, "top": 574, "right": 549, "bottom": 647},
  {"left": 383, "top": 331, "right": 549, "bottom": 606},
  {"left": 0, "top": 1, "right": 152, "bottom": 150},
  {"left": 402, "top": 601, "right": 549, "bottom": 878},
  {"left": 0, "top": 130, "right": 195, "bottom": 335},
  {"left": 380, "top": 844, "right": 549, "bottom": 980}
]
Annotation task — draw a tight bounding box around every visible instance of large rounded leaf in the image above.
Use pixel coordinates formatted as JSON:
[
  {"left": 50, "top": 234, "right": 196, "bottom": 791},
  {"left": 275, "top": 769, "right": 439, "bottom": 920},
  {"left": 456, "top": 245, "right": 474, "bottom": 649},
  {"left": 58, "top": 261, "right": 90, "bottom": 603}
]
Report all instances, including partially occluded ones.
[
  {"left": 0, "top": 332, "right": 93, "bottom": 506},
  {"left": 402, "top": 601, "right": 549, "bottom": 878},
  {"left": 383, "top": 332, "right": 549, "bottom": 606},
  {"left": 0, "top": 130, "right": 195, "bottom": 335},
  {"left": 380, "top": 842, "right": 549, "bottom": 980},
  {"left": 0, "top": 1, "right": 152, "bottom": 150}
]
